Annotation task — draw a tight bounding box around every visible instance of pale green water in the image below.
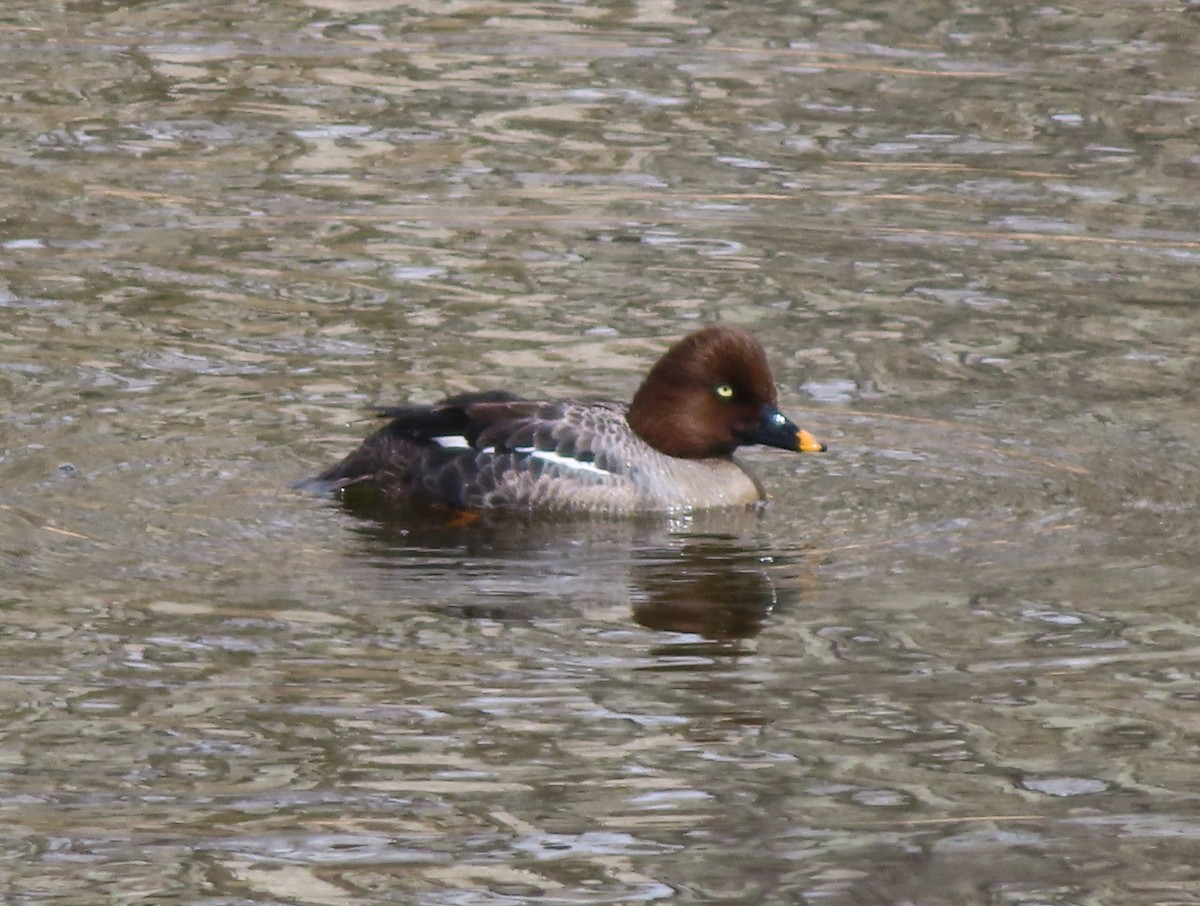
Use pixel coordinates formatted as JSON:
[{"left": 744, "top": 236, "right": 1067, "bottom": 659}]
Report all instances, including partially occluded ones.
[{"left": 2, "top": 1, "right": 1200, "bottom": 903}]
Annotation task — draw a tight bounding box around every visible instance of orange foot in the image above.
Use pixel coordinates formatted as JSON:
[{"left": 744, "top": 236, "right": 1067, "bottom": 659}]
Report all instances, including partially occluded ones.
[{"left": 442, "top": 508, "right": 481, "bottom": 528}]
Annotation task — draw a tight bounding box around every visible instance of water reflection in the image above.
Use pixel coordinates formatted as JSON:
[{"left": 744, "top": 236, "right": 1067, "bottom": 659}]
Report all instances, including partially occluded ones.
[
  {"left": 335, "top": 496, "right": 805, "bottom": 641},
  {"left": 629, "top": 540, "right": 799, "bottom": 641}
]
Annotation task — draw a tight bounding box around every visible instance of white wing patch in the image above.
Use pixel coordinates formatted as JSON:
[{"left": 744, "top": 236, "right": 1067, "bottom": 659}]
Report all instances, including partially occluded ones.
[
  {"left": 515, "top": 446, "right": 611, "bottom": 477},
  {"left": 436, "top": 436, "right": 611, "bottom": 476}
]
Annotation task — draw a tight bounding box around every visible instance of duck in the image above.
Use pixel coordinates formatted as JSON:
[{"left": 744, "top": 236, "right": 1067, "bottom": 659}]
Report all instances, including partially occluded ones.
[{"left": 312, "top": 325, "right": 826, "bottom": 515}]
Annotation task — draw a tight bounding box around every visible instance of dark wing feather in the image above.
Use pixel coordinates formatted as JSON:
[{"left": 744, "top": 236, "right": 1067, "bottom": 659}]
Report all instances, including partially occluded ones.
[
  {"left": 313, "top": 393, "right": 631, "bottom": 509},
  {"left": 371, "top": 390, "right": 525, "bottom": 443},
  {"left": 465, "top": 401, "right": 565, "bottom": 452},
  {"left": 314, "top": 391, "right": 525, "bottom": 490}
]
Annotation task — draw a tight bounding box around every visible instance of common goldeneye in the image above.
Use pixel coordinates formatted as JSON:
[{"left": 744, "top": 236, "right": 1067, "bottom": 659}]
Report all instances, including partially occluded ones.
[{"left": 313, "top": 326, "right": 825, "bottom": 514}]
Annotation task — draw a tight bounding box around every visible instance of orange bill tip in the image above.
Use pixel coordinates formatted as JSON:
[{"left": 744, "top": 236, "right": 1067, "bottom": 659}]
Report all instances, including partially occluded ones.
[{"left": 797, "top": 429, "right": 826, "bottom": 453}]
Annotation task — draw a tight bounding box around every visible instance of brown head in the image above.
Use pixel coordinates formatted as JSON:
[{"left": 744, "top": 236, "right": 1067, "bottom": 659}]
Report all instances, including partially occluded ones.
[{"left": 627, "top": 325, "right": 826, "bottom": 460}]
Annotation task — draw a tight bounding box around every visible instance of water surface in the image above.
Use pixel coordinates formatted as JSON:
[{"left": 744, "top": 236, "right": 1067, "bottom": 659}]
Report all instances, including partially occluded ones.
[{"left": 2, "top": 1, "right": 1200, "bottom": 903}]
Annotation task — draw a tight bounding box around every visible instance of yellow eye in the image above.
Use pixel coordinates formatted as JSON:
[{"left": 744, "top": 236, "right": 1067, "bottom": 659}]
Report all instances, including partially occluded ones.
[{"left": 714, "top": 383, "right": 735, "bottom": 400}]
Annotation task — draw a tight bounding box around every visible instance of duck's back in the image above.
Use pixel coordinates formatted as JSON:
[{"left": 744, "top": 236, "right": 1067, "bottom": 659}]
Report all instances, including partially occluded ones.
[{"left": 315, "top": 391, "right": 763, "bottom": 514}]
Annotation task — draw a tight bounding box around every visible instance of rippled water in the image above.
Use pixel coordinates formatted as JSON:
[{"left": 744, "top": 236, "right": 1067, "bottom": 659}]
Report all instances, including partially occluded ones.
[{"left": 3, "top": 1, "right": 1200, "bottom": 903}]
